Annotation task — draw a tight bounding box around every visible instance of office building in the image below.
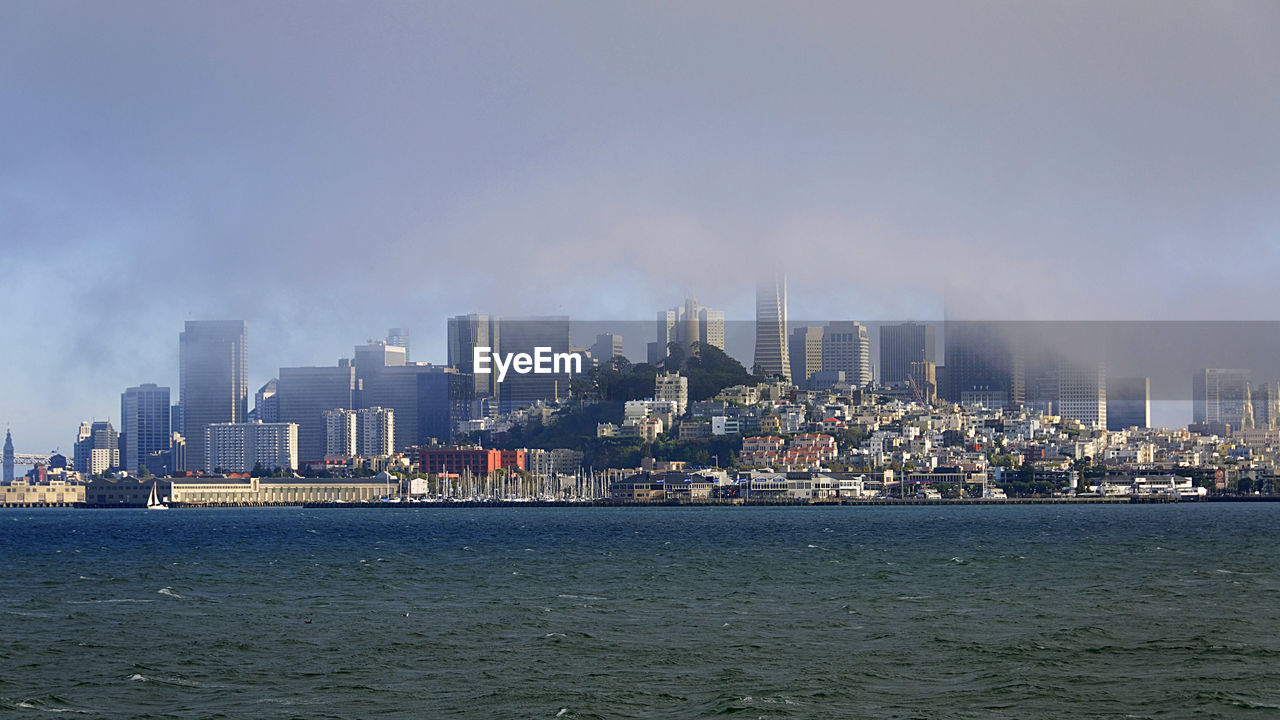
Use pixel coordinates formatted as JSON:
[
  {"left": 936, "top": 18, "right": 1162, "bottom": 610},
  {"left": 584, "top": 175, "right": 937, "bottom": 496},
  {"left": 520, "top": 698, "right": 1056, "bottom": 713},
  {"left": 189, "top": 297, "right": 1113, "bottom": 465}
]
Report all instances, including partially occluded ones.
[
  {"left": 253, "top": 379, "right": 279, "bottom": 423},
  {"left": 590, "top": 333, "right": 624, "bottom": 367},
  {"left": 1058, "top": 362, "right": 1107, "bottom": 430},
  {"left": 120, "top": 384, "right": 171, "bottom": 476},
  {"left": 880, "top": 323, "right": 936, "bottom": 385},
  {"left": 908, "top": 361, "right": 938, "bottom": 404},
  {"left": 789, "top": 326, "right": 824, "bottom": 389},
  {"left": 822, "top": 322, "right": 871, "bottom": 388},
  {"left": 1107, "top": 377, "right": 1150, "bottom": 431},
  {"left": 1253, "top": 382, "right": 1280, "bottom": 430},
  {"left": 753, "top": 276, "right": 790, "bottom": 381},
  {"left": 277, "top": 364, "right": 359, "bottom": 464},
  {"left": 386, "top": 327, "right": 411, "bottom": 361},
  {"left": 205, "top": 422, "right": 298, "bottom": 474},
  {"left": 179, "top": 320, "right": 248, "bottom": 473},
  {"left": 74, "top": 421, "right": 119, "bottom": 476},
  {"left": 942, "top": 321, "right": 1025, "bottom": 408},
  {"left": 1192, "top": 368, "right": 1252, "bottom": 430},
  {"left": 496, "top": 316, "right": 573, "bottom": 414}
]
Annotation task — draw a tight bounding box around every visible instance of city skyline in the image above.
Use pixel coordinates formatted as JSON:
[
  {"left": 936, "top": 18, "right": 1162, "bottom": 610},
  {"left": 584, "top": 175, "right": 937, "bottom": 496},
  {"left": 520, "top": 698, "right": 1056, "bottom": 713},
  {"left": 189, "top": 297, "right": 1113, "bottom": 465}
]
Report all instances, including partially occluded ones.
[{"left": 4, "top": 2, "right": 1280, "bottom": 455}]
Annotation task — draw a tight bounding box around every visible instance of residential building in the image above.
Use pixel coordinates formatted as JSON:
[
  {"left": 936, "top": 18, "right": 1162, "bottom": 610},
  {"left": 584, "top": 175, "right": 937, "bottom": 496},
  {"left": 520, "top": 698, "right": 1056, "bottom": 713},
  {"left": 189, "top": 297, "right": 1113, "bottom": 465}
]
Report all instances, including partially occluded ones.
[
  {"left": 205, "top": 422, "right": 298, "bottom": 474},
  {"left": 1058, "top": 362, "right": 1107, "bottom": 430},
  {"left": 655, "top": 372, "right": 689, "bottom": 416}
]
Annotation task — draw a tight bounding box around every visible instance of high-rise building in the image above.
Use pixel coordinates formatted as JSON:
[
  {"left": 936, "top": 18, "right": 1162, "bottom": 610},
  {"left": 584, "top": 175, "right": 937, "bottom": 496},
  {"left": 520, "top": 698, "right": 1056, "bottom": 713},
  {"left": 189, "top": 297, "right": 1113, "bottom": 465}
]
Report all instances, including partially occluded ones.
[
  {"left": 1107, "top": 377, "right": 1150, "bottom": 431},
  {"left": 385, "top": 327, "right": 410, "bottom": 361},
  {"left": 357, "top": 406, "right": 395, "bottom": 457},
  {"left": 205, "top": 422, "right": 298, "bottom": 474},
  {"left": 277, "top": 364, "right": 359, "bottom": 464},
  {"left": 655, "top": 372, "right": 689, "bottom": 416},
  {"left": 1058, "top": 362, "right": 1107, "bottom": 430},
  {"left": 1253, "top": 382, "right": 1280, "bottom": 430},
  {"left": 789, "top": 326, "right": 824, "bottom": 389},
  {"left": 942, "top": 321, "right": 1025, "bottom": 408},
  {"left": 121, "top": 384, "right": 171, "bottom": 475},
  {"left": 496, "top": 316, "right": 573, "bottom": 414},
  {"left": 323, "top": 408, "right": 357, "bottom": 458},
  {"left": 179, "top": 320, "right": 248, "bottom": 473},
  {"left": 590, "top": 333, "right": 624, "bottom": 367},
  {"left": 3, "top": 429, "right": 13, "bottom": 484},
  {"left": 909, "top": 361, "right": 938, "bottom": 404},
  {"left": 650, "top": 299, "right": 726, "bottom": 363},
  {"left": 822, "top": 322, "right": 871, "bottom": 388},
  {"left": 1192, "top": 368, "right": 1252, "bottom": 429},
  {"left": 357, "top": 354, "right": 471, "bottom": 450},
  {"left": 880, "top": 323, "right": 936, "bottom": 386},
  {"left": 753, "top": 277, "right": 790, "bottom": 381},
  {"left": 448, "top": 314, "right": 501, "bottom": 402},
  {"left": 253, "top": 379, "right": 279, "bottom": 423},
  {"left": 74, "top": 421, "right": 119, "bottom": 476}
]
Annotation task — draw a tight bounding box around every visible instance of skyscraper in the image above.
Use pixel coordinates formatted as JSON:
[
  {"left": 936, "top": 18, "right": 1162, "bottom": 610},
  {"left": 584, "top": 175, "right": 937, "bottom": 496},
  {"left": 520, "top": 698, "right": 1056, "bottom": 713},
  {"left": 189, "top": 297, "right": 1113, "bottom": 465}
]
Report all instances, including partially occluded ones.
[
  {"left": 941, "top": 321, "right": 1025, "bottom": 408},
  {"left": 753, "top": 276, "right": 790, "bottom": 381},
  {"left": 121, "top": 383, "right": 171, "bottom": 475},
  {"left": 1253, "top": 382, "right": 1280, "bottom": 430},
  {"left": 386, "top": 327, "right": 411, "bottom": 361},
  {"left": 448, "top": 313, "right": 500, "bottom": 402},
  {"left": 1058, "top": 362, "right": 1107, "bottom": 430},
  {"left": 179, "top": 320, "right": 248, "bottom": 473},
  {"left": 822, "top": 322, "right": 872, "bottom": 388},
  {"left": 74, "top": 421, "right": 119, "bottom": 476},
  {"left": 496, "top": 316, "right": 573, "bottom": 414},
  {"left": 253, "top": 379, "right": 279, "bottom": 423},
  {"left": 880, "top": 323, "right": 936, "bottom": 385},
  {"left": 1107, "top": 377, "right": 1150, "bottom": 431},
  {"left": 1192, "top": 368, "right": 1251, "bottom": 429},
  {"left": 277, "top": 364, "right": 359, "bottom": 463},
  {"left": 789, "top": 326, "right": 824, "bottom": 389}
]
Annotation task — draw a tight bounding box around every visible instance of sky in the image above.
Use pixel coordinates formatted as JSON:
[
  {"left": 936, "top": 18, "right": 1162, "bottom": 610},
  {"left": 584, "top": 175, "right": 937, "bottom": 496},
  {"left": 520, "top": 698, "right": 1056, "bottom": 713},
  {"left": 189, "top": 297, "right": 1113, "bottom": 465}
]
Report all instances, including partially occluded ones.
[{"left": 3, "top": 1, "right": 1279, "bottom": 454}]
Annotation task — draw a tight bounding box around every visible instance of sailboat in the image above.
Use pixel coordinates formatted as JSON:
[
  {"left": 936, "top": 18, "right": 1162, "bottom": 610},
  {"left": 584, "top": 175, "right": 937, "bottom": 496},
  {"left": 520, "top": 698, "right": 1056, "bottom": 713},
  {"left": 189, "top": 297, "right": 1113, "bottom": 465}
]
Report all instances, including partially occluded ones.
[{"left": 146, "top": 483, "right": 168, "bottom": 510}]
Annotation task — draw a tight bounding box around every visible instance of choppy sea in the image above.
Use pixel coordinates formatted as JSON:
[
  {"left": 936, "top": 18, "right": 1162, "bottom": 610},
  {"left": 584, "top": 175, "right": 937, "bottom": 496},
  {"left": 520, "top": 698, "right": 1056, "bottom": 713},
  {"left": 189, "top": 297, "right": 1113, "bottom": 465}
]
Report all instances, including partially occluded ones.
[{"left": 2, "top": 504, "right": 1278, "bottom": 719}]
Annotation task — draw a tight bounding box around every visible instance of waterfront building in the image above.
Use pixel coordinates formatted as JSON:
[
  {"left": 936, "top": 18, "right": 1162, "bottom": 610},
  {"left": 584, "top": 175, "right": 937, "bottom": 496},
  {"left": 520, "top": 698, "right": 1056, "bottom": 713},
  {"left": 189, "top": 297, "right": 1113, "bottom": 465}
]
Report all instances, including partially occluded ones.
[
  {"left": 2, "top": 479, "right": 84, "bottom": 507},
  {"left": 120, "top": 383, "right": 171, "bottom": 476},
  {"left": 789, "top": 326, "right": 824, "bottom": 389},
  {"left": 179, "top": 320, "right": 248, "bottom": 472},
  {"left": 205, "top": 422, "right": 298, "bottom": 474},
  {"left": 880, "top": 323, "right": 936, "bottom": 385},
  {"left": 1107, "top": 377, "right": 1150, "bottom": 430},
  {"left": 822, "top": 321, "right": 872, "bottom": 388},
  {"left": 418, "top": 447, "right": 525, "bottom": 476},
  {"left": 753, "top": 276, "right": 790, "bottom": 381}
]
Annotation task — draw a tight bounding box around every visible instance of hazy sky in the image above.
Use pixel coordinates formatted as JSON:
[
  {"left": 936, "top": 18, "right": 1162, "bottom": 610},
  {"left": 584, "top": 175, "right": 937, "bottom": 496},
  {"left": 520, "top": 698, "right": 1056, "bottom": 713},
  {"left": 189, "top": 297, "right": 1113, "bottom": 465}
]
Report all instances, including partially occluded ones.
[{"left": 3, "top": 1, "right": 1279, "bottom": 453}]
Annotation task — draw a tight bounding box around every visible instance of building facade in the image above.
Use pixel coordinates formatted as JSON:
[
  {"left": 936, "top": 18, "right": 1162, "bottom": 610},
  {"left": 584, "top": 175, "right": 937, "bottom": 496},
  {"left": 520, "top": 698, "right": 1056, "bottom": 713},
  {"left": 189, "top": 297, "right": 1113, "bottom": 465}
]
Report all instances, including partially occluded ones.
[
  {"left": 880, "top": 323, "right": 936, "bottom": 386},
  {"left": 822, "top": 321, "right": 871, "bottom": 388},
  {"left": 1107, "top": 377, "right": 1150, "bottom": 430},
  {"left": 205, "top": 422, "right": 298, "bottom": 473},
  {"left": 753, "top": 276, "right": 790, "bottom": 381},
  {"left": 121, "top": 383, "right": 171, "bottom": 475},
  {"left": 179, "top": 320, "right": 248, "bottom": 472}
]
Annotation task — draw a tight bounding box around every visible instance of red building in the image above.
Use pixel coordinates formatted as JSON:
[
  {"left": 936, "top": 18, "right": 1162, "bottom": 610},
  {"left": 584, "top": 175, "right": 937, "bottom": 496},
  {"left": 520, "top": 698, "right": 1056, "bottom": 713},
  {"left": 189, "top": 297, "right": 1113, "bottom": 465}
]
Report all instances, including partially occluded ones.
[{"left": 419, "top": 448, "right": 525, "bottom": 475}]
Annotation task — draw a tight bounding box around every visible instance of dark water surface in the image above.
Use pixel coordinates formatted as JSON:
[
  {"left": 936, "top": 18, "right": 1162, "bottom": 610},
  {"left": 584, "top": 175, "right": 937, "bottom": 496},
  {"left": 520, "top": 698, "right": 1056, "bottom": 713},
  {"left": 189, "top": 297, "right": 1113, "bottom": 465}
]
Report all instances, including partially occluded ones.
[{"left": 2, "top": 505, "right": 1278, "bottom": 718}]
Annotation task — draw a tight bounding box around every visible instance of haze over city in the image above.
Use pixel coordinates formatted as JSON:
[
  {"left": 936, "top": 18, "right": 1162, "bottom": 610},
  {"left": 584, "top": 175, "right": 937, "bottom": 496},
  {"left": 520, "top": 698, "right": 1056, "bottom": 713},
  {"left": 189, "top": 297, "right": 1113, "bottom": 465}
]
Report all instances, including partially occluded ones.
[{"left": 3, "top": 1, "right": 1279, "bottom": 453}]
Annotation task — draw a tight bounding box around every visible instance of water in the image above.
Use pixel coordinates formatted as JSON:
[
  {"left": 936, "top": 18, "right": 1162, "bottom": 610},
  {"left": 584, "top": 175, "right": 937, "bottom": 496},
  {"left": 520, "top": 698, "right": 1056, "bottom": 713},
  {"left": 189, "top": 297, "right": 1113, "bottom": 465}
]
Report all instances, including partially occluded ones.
[{"left": 2, "top": 505, "right": 1278, "bottom": 718}]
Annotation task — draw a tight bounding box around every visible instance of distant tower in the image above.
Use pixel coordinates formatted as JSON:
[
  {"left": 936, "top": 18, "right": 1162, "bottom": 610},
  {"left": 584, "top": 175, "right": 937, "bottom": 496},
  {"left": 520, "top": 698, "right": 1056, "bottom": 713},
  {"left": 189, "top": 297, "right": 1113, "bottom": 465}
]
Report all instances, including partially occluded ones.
[
  {"left": 179, "top": 320, "right": 248, "bottom": 473},
  {"left": 386, "top": 328, "right": 410, "bottom": 362},
  {"left": 3, "top": 429, "right": 14, "bottom": 484},
  {"left": 753, "top": 276, "right": 790, "bottom": 381}
]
